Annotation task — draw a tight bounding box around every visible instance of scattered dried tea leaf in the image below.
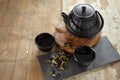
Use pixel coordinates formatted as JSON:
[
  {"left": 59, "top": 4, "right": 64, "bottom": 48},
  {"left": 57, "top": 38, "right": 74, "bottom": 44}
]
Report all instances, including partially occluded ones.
[{"left": 49, "top": 70, "right": 61, "bottom": 78}]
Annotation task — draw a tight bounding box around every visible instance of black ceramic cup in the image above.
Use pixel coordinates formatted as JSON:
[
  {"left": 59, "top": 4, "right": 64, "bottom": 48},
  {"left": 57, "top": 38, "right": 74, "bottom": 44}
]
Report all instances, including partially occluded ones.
[
  {"left": 35, "top": 33, "right": 55, "bottom": 52},
  {"left": 73, "top": 46, "right": 95, "bottom": 67}
]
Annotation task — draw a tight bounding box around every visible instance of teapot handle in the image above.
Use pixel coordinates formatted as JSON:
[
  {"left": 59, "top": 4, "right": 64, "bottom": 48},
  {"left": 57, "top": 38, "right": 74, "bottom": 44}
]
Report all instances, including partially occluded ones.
[{"left": 96, "top": 11, "right": 104, "bottom": 29}]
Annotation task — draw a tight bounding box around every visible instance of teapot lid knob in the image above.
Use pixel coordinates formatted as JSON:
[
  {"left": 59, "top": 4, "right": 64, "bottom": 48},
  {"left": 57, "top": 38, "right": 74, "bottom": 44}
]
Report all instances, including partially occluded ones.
[{"left": 82, "top": 6, "right": 86, "bottom": 12}]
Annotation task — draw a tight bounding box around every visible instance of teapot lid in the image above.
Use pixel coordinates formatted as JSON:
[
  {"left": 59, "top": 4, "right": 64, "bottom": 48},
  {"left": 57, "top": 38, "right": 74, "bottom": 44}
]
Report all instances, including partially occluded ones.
[{"left": 73, "top": 4, "right": 95, "bottom": 18}]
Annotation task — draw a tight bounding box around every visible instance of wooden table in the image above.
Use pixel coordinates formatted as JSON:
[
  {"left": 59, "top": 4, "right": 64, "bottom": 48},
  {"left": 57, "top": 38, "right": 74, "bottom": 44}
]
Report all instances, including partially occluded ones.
[{"left": 0, "top": 0, "right": 120, "bottom": 80}]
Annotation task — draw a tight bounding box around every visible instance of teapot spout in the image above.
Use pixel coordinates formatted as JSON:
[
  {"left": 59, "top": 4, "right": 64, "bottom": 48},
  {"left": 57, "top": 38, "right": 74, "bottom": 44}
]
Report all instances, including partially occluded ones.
[{"left": 61, "top": 12, "right": 68, "bottom": 24}]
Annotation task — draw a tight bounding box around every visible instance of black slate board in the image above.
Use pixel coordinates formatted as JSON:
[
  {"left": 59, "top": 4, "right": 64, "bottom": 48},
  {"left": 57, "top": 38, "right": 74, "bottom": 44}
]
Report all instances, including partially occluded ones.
[{"left": 37, "top": 36, "right": 120, "bottom": 80}]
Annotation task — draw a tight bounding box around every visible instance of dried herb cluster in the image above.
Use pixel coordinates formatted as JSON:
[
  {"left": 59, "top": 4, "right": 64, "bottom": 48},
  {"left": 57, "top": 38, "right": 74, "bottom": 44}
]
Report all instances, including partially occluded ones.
[
  {"left": 46, "top": 50, "right": 69, "bottom": 71},
  {"left": 46, "top": 50, "right": 71, "bottom": 78}
]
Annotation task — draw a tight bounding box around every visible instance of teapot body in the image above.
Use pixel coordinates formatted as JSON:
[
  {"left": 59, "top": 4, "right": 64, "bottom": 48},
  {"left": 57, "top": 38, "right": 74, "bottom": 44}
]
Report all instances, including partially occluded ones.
[{"left": 62, "top": 4, "right": 104, "bottom": 38}]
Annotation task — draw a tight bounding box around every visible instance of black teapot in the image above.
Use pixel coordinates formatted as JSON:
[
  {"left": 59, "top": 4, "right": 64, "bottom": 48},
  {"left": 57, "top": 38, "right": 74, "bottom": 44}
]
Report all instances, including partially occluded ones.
[{"left": 62, "top": 4, "right": 104, "bottom": 38}]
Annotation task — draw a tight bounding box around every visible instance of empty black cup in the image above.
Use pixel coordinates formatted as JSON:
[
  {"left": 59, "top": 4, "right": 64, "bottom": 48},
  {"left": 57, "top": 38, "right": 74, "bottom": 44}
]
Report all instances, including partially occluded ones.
[
  {"left": 73, "top": 46, "right": 95, "bottom": 67},
  {"left": 35, "top": 33, "right": 55, "bottom": 52}
]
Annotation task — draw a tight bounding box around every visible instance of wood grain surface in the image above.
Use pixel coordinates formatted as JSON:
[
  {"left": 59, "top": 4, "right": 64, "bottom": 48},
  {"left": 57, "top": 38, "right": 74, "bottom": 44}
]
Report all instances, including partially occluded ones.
[
  {"left": 0, "top": 0, "right": 61, "bottom": 80},
  {"left": 0, "top": 0, "right": 120, "bottom": 80}
]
